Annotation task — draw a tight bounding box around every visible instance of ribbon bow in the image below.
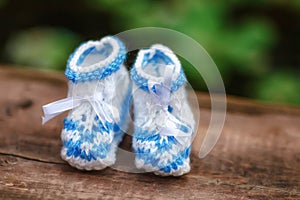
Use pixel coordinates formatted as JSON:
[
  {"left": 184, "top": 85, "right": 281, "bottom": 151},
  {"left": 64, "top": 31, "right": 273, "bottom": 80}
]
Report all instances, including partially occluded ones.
[
  {"left": 143, "top": 65, "right": 192, "bottom": 138},
  {"left": 42, "top": 92, "right": 119, "bottom": 129}
]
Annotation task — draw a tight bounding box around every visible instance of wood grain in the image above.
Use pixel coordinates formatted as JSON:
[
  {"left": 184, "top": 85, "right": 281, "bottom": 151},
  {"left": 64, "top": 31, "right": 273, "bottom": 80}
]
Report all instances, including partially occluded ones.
[{"left": 0, "top": 66, "right": 299, "bottom": 199}]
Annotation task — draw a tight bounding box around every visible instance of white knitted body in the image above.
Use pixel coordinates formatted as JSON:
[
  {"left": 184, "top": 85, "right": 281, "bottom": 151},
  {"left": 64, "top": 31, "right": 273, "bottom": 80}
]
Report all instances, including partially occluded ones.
[{"left": 61, "top": 65, "right": 130, "bottom": 170}]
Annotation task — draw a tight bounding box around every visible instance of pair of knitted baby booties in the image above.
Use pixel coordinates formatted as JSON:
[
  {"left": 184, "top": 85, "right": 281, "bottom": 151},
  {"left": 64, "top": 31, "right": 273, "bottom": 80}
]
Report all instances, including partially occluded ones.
[{"left": 43, "top": 36, "right": 195, "bottom": 176}]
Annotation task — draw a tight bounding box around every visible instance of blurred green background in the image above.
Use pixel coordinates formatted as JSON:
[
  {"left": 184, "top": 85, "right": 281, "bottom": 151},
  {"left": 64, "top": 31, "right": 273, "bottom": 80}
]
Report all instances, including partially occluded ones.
[{"left": 0, "top": 0, "right": 299, "bottom": 105}]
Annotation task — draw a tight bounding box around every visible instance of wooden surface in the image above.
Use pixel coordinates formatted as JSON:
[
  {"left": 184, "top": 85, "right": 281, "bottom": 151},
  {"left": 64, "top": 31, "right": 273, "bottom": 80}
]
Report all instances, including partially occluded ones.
[{"left": 0, "top": 66, "right": 299, "bottom": 199}]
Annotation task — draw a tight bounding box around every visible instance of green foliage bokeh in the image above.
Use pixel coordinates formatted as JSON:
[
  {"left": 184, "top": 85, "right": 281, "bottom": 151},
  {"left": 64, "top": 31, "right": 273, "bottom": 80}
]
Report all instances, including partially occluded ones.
[{"left": 3, "top": 0, "right": 300, "bottom": 105}]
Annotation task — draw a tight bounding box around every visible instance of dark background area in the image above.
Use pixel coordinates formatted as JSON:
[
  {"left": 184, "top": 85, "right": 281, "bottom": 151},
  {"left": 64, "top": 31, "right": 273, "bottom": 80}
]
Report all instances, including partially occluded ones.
[{"left": 0, "top": 0, "right": 299, "bottom": 105}]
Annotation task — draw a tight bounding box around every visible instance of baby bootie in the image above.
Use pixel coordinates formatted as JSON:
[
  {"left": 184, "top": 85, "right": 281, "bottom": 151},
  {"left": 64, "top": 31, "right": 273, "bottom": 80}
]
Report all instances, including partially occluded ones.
[
  {"left": 131, "top": 44, "right": 195, "bottom": 176},
  {"left": 43, "top": 36, "right": 131, "bottom": 170}
]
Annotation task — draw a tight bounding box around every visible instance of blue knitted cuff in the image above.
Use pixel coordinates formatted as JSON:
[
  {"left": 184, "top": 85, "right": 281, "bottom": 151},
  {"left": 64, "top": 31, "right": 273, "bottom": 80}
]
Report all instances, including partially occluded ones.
[
  {"left": 65, "top": 36, "right": 126, "bottom": 83},
  {"left": 130, "top": 48, "right": 187, "bottom": 93}
]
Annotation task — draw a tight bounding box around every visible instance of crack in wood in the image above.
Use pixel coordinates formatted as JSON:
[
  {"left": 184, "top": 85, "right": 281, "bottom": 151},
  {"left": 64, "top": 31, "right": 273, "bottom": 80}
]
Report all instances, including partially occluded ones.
[{"left": 0, "top": 152, "right": 66, "bottom": 165}]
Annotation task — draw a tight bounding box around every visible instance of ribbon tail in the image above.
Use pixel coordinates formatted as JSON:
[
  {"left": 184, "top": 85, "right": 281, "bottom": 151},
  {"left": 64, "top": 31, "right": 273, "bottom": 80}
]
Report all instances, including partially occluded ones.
[
  {"left": 160, "top": 117, "right": 191, "bottom": 146},
  {"left": 103, "top": 103, "right": 120, "bottom": 123},
  {"left": 89, "top": 100, "right": 108, "bottom": 130},
  {"left": 160, "top": 113, "right": 192, "bottom": 137},
  {"left": 42, "top": 112, "right": 64, "bottom": 124},
  {"left": 89, "top": 102, "right": 118, "bottom": 127},
  {"left": 159, "top": 125, "right": 188, "bottom": 146},
  {"left": 42, "top": 97, "right": 81, "bottom": 125},
  {"left": 89, "top": 100, "right": 116, "bottom": 144}
]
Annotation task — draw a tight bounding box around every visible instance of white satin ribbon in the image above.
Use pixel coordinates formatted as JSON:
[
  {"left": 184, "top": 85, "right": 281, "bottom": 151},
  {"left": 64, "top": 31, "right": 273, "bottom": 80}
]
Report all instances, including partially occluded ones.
[
  {"left": 42, "top": 93, "right": 120, "bottom": 129},
  {"left": 145, "top": 65, "right": 192, "bottom": 138}
]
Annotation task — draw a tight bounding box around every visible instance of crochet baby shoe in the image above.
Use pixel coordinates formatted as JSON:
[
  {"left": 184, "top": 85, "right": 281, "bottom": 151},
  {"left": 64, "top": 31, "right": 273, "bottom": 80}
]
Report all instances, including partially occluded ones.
[
  {"left": 43, "top": 36, "right": 131, "bottom": 170},
  {"left": 131, "top": 44, "right": 195, "bottom": 176}
]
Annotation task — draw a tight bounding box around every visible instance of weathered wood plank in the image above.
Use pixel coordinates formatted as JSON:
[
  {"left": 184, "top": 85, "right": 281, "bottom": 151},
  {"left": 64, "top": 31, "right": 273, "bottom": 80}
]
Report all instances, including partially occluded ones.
[{"left": 0, "top": 66, "right": 299, "bottom": 199}]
